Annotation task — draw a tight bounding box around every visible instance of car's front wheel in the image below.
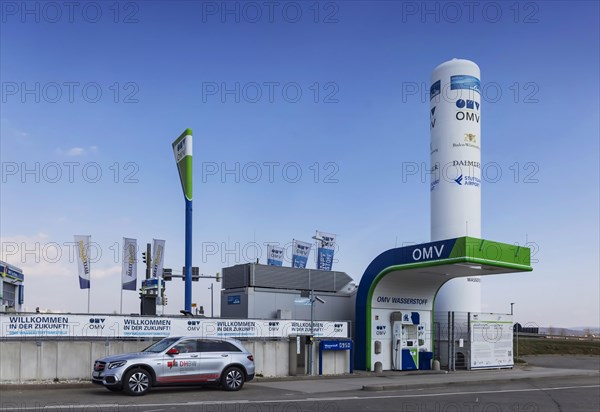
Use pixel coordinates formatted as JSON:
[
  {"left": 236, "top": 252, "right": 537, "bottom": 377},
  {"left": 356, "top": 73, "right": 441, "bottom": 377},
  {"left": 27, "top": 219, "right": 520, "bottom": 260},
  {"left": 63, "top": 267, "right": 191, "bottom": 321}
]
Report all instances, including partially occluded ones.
[
  {"left": 123, "top": 368, "right": 152, "bottom": 396},
  {"left": 221, "top": 366, "right": 245, "bottom": 391}
]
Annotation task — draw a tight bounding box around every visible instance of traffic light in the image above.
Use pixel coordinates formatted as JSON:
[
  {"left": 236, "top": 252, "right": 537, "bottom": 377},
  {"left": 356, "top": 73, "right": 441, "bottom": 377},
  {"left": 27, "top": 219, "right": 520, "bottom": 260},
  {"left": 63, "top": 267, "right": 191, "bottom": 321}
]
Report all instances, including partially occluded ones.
[
  {"left": 163, "top": 297, "right": 168, "bottom": 305},
  {"left": 306, "top": 335, "right": 314, "bottom": 345},
  {"left": 162, "top": 268, "right": 172, "bottom": 281},
  {"left": 182, "top": 266, "right": 200, "bottom": 281},
  {"left": 216, "top": 272, "right": 221, "bottom": 282},
  {"left": 142, "top": 252, "right": 149, "bottom": 264}
]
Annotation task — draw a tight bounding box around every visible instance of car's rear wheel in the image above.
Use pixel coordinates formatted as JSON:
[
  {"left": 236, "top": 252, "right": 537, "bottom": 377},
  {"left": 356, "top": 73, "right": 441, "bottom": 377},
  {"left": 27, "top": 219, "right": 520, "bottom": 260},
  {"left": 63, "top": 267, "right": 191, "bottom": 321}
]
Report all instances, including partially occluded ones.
[
  {"left": 221, "top": 366, "right": 244, "bottom": 391},
  {"left": 123, "top": 368, "right": 152, "bottom": 396}
]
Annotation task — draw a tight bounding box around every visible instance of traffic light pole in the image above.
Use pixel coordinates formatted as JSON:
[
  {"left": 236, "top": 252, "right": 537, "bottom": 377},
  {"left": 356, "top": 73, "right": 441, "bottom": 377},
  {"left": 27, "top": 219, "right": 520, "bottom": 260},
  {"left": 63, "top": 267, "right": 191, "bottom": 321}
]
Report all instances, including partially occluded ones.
[
  {"left": 184, "top": 198, "right": 192, "bottom": 313},
  {"left": 209, "top": 283, "right": 214, "bottom": 317},
  {"left": 145, "top": 243, "right": 151, "bottom": 279},
  {"left": 140, "top": 242, "right": 157, "bottom": 316},
  {"left": 308, "top": 290, "right": 315, "bottom": 375}
]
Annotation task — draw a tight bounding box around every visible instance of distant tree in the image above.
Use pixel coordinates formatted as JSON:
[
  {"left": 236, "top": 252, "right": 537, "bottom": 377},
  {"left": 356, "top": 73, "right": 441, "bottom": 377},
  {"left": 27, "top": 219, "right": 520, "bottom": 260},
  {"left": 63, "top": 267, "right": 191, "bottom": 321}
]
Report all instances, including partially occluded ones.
[{"left": 583, "top": 328, "right": 592, "bottom": 337}]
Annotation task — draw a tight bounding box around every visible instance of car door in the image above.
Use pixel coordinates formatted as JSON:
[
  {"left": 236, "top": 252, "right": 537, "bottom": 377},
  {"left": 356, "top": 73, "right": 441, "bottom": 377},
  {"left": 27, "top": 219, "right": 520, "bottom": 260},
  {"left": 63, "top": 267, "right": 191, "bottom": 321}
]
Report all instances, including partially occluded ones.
[
  {"left": 159, "top": 338, "right": 202, "bottom": 384},
  {"left": 198, "top": 340, "right": 231, "bottom": 380}
]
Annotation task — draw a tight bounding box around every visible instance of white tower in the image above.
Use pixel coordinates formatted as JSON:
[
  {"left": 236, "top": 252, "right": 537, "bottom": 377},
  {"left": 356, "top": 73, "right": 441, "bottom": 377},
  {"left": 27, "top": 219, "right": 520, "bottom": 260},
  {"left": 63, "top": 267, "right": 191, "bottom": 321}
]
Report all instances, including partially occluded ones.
[{"left": 430, "top": 58, "right": 482, "bottom": 313}]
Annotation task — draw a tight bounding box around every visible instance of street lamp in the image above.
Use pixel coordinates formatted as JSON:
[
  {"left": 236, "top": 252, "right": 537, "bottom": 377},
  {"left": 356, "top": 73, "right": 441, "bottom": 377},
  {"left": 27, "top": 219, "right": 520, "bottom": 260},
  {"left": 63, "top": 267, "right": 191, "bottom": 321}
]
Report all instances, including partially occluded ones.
[
  {"left": 294, "top": 290, "right": 326, "bottom": 375},
  {"left": 510, "top": 302, "right": 519, "bottom": 362},
  {"left": 308, "top": 290, "right": 326, "bottom": 376},
  {"left": 208, "top": 283, "right": 214, "bottom": 318}
]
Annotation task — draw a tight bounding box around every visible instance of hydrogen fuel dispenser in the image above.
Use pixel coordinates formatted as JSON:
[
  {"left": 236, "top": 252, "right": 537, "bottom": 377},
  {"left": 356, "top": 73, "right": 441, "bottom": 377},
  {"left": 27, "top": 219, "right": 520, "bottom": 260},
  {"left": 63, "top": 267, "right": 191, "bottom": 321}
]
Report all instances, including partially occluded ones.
[{"left": 391, "top": 312, "right": 420, "bottom": 370}]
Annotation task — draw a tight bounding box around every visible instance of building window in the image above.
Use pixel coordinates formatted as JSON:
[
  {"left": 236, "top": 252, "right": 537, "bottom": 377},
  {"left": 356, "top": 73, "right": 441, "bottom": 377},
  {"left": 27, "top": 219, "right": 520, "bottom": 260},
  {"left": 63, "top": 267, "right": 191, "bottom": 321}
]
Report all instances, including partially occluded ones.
[{"left": 3, "top": 283, "right": 16, "bottom": 308}]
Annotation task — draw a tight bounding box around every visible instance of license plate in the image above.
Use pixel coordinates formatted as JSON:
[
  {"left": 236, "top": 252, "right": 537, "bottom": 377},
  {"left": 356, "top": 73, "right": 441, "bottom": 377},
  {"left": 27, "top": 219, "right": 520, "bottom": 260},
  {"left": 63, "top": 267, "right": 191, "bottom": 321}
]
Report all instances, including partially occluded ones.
[{"left": 93, "top": 371, "right": 101, "bottom": 378}]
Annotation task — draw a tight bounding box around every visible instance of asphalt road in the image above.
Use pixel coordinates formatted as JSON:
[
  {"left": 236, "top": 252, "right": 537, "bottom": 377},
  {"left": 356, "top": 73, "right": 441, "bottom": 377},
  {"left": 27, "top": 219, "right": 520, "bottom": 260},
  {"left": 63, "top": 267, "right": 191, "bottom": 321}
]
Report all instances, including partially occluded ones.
[
  {"left": 522, "top": 355, "right": 600, "bottom": 371},
  {"left": 1, "top": 376, "right": 599, "bottom": 412}
]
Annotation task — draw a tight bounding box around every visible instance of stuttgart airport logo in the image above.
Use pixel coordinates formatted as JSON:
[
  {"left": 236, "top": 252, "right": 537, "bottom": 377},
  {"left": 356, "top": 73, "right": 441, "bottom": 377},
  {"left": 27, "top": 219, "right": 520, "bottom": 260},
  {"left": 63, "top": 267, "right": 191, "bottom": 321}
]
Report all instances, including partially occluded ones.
[{"left": 430, "top": 106, "right": 436, "bottom": 128}]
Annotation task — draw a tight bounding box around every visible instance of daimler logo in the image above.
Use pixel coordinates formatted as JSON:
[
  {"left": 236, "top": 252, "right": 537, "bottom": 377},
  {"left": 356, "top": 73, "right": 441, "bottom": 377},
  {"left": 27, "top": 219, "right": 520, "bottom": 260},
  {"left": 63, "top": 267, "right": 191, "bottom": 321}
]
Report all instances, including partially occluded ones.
[{"left": 453, "top": 160, "right": 480, "bottom": 168}]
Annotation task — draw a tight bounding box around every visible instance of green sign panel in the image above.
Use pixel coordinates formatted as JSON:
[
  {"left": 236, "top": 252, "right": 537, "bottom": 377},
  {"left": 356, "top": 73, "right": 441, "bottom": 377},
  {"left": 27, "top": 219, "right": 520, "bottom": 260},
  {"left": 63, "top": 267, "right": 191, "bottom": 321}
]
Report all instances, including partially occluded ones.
[{"left": 172, "top": 128, "right": 193, "bottom": 201}]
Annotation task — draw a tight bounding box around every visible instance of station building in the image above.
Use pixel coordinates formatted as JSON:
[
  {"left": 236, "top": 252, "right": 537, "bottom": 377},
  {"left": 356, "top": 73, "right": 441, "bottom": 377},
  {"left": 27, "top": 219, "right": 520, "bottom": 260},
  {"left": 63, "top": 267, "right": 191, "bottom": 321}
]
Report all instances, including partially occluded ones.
[{"left": 0, "top": 260, "right": 25, "bottom": 312}]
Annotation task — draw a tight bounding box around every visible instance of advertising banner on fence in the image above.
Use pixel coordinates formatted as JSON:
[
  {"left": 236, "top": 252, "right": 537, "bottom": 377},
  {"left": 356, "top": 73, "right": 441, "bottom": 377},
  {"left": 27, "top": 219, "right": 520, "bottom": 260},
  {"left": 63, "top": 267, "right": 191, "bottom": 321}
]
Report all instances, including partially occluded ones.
[
  {"left": 316, "top": 231, "right": 336, "bottom": 271},
  {"left": 121, "top": 238, "right": 137, "bottom": 291},
  {"left": 469, "top": 313, "right": 514, "bottom": 369},
  {"left": 291, "top": 240, "right": 311, "bottom": 268},
  {"left": 151, "top": 239, "right": 166, "bottom": 278},
  {"left": 0, "top": 314, "right": 349, "bottom": 339},
  {"left": 266, "top": 245, "right": 284, "bottom": 266},
  {"left": 74, "top": 235, "right": 91, "bottom": 289}
]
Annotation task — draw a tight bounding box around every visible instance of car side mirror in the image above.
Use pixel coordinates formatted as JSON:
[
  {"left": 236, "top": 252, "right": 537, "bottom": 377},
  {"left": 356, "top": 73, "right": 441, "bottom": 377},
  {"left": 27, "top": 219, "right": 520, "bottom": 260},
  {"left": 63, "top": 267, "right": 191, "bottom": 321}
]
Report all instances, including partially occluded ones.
[{"left": 166, "top": 348, "right": 179, "bottom": 356}]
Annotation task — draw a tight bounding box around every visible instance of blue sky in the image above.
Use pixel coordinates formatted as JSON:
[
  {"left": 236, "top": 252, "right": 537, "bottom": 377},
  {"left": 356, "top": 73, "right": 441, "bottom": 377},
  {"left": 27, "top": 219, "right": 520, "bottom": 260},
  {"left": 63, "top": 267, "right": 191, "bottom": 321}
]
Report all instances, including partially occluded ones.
[{"left": 1, "top": 1, "right": 598, "bottom": 328}]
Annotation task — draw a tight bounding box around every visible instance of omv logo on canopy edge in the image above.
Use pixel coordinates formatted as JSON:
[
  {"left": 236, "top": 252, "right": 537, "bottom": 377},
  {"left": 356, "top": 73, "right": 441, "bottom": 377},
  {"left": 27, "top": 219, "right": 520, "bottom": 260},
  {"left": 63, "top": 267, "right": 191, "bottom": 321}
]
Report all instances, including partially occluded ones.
[{"left": 410, "top": 243, "right": 446, "bottom": 261}]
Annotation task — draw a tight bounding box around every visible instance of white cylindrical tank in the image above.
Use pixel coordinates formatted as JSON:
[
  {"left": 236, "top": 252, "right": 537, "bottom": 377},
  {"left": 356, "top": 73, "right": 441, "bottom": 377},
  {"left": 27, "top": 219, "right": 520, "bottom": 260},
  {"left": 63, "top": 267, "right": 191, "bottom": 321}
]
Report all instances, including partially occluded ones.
[{"left": 430, "top": 58, "right": 481, "bottom": 313}]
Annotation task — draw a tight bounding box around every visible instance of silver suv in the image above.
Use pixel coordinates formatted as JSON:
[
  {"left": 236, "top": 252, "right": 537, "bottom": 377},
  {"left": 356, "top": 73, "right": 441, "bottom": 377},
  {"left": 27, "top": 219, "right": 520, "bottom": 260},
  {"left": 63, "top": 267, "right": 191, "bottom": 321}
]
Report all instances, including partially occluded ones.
[{"left": 92, "top": 337, "right": 255, "bottom": 395}]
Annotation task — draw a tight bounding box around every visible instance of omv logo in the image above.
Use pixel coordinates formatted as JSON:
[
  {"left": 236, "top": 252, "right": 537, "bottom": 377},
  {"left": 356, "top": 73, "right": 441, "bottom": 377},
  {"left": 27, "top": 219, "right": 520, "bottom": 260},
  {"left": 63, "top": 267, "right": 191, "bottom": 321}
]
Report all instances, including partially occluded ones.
[
  {"left": 456, "top": 98, "right": 480, "bottom": 123},
  {"left": 88, "top": 318, "right": 106, "bottom": 330},
  {"left": 456, "top": 99, "right": 480, "bottom": 111},
  {"left": 89, "top": 318, "right": 105, "bottom": 324}
]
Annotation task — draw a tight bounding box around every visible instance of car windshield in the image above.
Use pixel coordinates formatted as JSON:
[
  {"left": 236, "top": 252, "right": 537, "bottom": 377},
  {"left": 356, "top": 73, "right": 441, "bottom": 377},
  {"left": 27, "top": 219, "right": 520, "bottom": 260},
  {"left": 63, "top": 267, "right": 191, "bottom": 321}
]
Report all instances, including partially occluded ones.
[{"left": 142, "top": 337, "right": 180, "bottom": 353}]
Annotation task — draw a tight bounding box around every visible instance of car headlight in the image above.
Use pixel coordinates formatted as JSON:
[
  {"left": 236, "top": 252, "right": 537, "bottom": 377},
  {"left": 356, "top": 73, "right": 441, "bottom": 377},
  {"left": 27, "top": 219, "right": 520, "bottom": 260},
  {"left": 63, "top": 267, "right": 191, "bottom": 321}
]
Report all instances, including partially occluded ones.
[{"left": 107, "top": 360, "right": 127, "bottom": 369}]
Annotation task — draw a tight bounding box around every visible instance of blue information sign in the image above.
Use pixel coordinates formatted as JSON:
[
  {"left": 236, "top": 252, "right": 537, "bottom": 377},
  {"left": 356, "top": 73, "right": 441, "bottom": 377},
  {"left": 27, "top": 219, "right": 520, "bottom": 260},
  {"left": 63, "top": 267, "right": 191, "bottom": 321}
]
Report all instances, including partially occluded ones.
[
  {"left": 319, "top": 340, "right": 353, "bottom": 375},
  {"left": 227, "top": 295, "right": 241, "bottom": 305}
]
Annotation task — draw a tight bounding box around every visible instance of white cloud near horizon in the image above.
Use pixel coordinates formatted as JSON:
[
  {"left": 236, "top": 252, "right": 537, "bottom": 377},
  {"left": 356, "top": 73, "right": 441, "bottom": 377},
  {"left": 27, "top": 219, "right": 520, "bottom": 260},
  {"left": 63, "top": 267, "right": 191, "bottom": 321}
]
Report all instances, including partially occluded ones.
[{"left": 55, "top": 146, "right": 98, "bottom": 157}]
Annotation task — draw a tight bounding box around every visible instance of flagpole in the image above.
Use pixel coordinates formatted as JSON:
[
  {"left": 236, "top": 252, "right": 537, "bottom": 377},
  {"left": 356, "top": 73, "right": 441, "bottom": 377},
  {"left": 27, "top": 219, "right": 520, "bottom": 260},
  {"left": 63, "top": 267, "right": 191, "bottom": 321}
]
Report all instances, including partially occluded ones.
[
  {"left": 87, "top": 287, "right": 91, "bottom": 313},
  {"left": 120, "top": 288, "right": 123, "bottom": 314}
]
